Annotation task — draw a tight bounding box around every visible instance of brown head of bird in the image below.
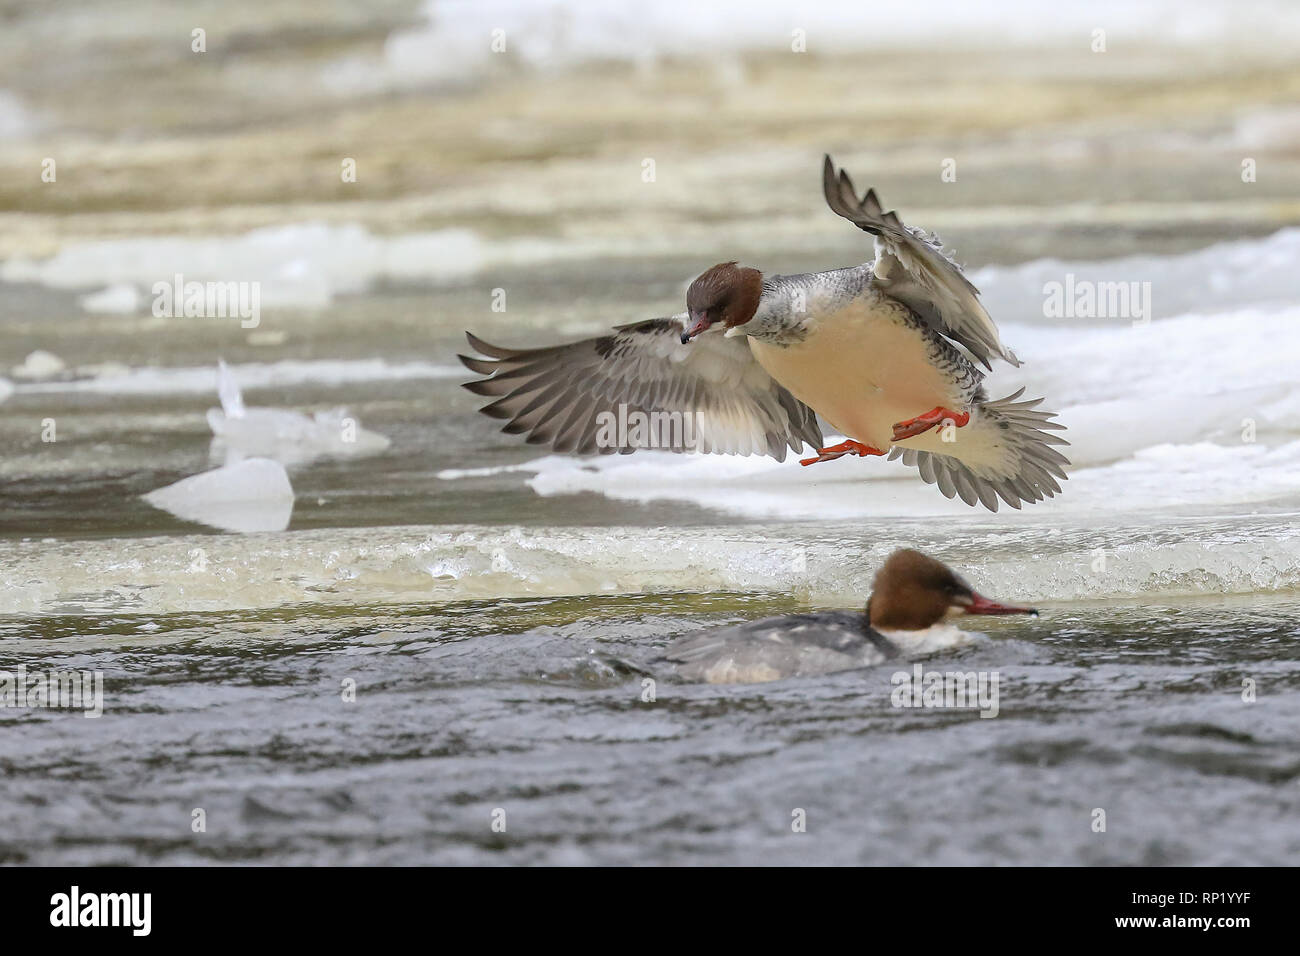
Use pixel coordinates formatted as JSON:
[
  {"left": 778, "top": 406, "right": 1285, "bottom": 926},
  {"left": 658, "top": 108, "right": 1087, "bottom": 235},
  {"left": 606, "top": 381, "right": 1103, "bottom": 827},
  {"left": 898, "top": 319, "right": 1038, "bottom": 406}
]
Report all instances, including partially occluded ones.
[
  {"left": 867, "top": 548, "right": 1037, "bottom": 632},
  {"left": 681, "top": 262, "right": 764, "bottom": 344}
]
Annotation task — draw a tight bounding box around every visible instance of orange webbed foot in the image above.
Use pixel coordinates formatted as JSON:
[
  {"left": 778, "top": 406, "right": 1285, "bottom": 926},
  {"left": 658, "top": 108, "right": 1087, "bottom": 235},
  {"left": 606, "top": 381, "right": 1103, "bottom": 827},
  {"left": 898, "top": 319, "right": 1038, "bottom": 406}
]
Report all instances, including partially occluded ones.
[
  {"left": 891, "top": 407, "right": 971, "bottom": 442},
  {"left": 800, "top": 440, "right": 886, "bottom": 466}
]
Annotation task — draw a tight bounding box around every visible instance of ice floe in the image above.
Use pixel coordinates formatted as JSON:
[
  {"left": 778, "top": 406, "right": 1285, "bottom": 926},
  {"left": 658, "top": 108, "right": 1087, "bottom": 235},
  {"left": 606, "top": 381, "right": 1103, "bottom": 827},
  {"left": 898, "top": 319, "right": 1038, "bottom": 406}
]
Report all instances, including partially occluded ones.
[
  {"left": 13, "top": 357, "right": 458, "bottom": 396},
  {"left": 141, "top": 458, "right": 295, "bottom": 533},
  {"left": 206, "top": 361, "right": 391, "bottom": 467},
  {"left": 10, "top": 350, "right": 67, "bottom": 381},
  {"left": 345, "top": 0, "right": 1300, "bottom": 91}
]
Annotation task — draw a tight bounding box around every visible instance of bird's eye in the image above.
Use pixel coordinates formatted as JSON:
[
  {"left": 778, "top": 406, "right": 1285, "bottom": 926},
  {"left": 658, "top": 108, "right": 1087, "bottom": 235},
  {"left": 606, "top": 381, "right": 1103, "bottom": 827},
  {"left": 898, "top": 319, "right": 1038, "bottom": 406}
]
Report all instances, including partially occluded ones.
[{"left": 946, "top": 583, "right": 974, "bottom": 604}]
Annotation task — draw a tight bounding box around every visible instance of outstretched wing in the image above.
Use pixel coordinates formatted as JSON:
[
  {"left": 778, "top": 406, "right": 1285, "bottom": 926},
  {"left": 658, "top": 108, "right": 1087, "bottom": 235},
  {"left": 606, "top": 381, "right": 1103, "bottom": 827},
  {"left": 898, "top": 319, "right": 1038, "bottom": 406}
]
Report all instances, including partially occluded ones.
[
  {"left": 822, "top": 155, "right": 1018, "bottom": 370},
  {"left": 460, "top": 317, "right": 823, "bottom": 458}
]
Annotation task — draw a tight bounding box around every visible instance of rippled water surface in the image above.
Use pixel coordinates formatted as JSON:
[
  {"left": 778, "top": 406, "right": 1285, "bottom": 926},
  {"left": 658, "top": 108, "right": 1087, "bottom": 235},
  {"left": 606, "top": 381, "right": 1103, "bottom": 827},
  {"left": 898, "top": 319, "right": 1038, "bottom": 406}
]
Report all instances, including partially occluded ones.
[{"left": 5, "top": 588, "right": 1299, "bottom": 865}]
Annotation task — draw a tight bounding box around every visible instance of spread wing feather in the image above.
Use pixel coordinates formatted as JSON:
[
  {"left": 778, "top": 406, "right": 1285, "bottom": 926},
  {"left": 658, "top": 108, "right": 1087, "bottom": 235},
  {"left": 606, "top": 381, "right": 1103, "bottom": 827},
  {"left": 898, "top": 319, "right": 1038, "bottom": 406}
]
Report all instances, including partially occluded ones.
[{"left": 461, "top": 318, "right": 823, "bottom": 459}]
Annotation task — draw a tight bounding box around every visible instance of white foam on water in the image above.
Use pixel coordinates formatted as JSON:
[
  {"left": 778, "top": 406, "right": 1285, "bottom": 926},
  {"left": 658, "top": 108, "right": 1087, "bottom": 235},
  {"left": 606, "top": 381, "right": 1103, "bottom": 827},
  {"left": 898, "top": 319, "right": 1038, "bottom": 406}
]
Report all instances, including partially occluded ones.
[
  {"left": 141, "top": 458, "right": 296, "bottom": 534},
  {"left": 13, "top": 357, "right": 460, "bottom": 396}
]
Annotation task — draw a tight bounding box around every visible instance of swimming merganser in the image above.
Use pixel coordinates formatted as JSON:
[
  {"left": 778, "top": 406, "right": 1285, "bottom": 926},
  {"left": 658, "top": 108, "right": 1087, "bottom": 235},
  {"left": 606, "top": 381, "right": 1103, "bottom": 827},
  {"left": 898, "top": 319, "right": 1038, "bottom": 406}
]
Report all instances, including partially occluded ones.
[
  {"left": 461, "top": 155, "right": 1068, "bottom": 511},
  {"left": 663, "top": 549, "right": 1036, "bottom": 684}
]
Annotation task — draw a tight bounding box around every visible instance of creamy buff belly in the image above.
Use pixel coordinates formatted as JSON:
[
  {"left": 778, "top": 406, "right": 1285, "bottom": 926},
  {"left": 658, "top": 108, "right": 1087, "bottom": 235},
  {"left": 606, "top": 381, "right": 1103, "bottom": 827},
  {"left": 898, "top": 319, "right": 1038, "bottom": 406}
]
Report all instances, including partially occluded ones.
[{"left": 746, "top": 297, "right": 967, "bottom": 452}]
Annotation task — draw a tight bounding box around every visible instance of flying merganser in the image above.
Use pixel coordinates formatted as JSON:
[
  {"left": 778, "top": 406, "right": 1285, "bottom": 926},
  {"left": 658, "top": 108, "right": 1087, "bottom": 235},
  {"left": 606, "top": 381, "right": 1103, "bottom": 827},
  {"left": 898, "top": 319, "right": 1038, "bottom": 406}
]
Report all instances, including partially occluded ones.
[
  {"left": 663, "top": 549, "right": 1037, "bottom": 685},
  {"left": 461, "top": 155, "right": 1068, "bottom": 511}
]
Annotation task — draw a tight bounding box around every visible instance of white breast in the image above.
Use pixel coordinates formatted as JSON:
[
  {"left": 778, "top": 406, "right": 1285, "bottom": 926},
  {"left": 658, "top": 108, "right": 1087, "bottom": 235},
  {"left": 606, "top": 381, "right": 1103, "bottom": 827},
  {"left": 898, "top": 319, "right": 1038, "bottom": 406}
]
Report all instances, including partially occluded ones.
[
  {"left": 746, "top": 295, "right": 966, "bottom": 451},
  {"left": 876, "top": 622, "right": 981, "bottom": 655}
]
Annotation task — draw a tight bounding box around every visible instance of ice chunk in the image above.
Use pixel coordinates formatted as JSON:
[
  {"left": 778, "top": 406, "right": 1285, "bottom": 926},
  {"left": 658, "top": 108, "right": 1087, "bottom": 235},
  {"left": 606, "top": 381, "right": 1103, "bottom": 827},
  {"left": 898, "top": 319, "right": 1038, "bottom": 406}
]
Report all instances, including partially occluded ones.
[
  {"left": 14, "top": 358, "right": 458, "bottom": 396},
  {"left": 345, "top": 0, "right": 1300, "bottom": 92},
  {"left": 216, "top": 359, "right": 245, "bottom": 418},
  {"left": 206, "top": 361, "right": 392, "bottom": 467},
  {"left": 0, "top": 89, "right": 41, "bottom": 139},
  {"left": 142, "top": 458, "right": 295, "bottom": 533},
  {"left": 1, "top": 223, "right": 485, "bottom": 310},
  {"left": 11, "top": 350, "right": 66, "bottom": 380},
  {"left": 79, "top": 283, "right": 141, "bottom": 314},
  {"left": 208, "top": 407, "right": 393, "bottom": 467}
]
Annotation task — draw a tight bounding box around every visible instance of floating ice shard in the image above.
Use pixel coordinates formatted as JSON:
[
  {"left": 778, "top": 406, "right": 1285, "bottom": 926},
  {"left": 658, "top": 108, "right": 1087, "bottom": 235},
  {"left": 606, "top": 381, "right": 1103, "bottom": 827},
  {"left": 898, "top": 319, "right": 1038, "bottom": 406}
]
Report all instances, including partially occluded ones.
[
  {"left": 11, "top": 350, "right": 66, "bottom": 380},
  {"left": 0, "top": 222, "right": 485, "bottom": 309},
  {"left": 79, "top": 283, "right": 142, "bottom": 314},
  {"left": 217, "top": 358, "right": 245, "bottom": 418},
  {"left": 141, "top": 457, "right": 295, "bottom": 533},
  {"left": 206, "top": 360, "right": 391, "bottom": 467}
]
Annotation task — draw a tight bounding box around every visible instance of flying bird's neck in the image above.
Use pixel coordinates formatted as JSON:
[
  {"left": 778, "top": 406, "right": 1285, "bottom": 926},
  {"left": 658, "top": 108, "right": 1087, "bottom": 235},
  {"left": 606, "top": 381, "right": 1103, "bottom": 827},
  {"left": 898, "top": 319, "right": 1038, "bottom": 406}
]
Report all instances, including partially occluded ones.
[{"left": 740, "top": 265, "right": 873, "bottom": 345}]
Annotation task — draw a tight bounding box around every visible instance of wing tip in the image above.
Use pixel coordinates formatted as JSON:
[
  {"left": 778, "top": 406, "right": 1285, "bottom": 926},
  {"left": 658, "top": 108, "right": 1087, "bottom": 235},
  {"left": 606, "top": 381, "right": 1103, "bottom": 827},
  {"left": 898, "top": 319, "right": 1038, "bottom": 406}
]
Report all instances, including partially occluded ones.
[{"left": 465, "top": 330, "right": 516, "bottom": 359}]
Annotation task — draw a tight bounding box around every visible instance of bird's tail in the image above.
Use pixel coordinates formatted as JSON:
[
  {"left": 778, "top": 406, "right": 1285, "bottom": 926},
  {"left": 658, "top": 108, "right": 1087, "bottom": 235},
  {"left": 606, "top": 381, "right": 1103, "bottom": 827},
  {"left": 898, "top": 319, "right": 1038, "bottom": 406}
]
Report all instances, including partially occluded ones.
[{"left": 888, "top": 388, "right": 1070, "bottom": 511}]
